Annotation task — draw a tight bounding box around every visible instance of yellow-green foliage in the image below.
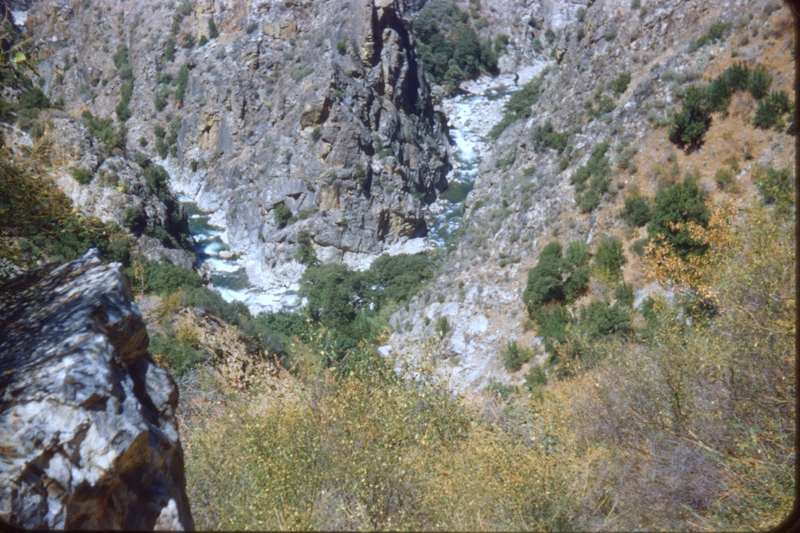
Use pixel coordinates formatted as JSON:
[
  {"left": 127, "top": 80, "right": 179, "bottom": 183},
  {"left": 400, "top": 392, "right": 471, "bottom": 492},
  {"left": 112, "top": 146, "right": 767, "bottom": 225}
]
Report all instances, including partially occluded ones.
[
  {"left": 183, "top": 337, "right": 589, "bottom": 531},
  {"left": 183, "top": 200, "right": 793, "bottom": 531}
]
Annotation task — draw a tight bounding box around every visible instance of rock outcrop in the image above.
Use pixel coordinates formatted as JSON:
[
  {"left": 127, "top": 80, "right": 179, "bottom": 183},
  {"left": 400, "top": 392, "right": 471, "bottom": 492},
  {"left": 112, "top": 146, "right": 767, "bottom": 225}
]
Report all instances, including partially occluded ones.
[
  {"left": 0, "top": 250, "right": 194, "bottom": 530},
  {"left": 24, "top": 0, "right": 451, "bottom": 290}
]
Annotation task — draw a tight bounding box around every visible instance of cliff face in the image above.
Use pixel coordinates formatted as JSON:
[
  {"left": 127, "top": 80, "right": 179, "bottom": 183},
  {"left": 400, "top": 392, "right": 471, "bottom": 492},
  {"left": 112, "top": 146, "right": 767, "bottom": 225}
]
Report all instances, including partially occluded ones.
[
  {"left": 25, "top": 0, "right": 450, "bottom": 288},
  {"left": 386, "top": 0, "right": 796, "bottom": 392},
  {"left": 0, "top": 250, "right": 193, "bottom": 530}
]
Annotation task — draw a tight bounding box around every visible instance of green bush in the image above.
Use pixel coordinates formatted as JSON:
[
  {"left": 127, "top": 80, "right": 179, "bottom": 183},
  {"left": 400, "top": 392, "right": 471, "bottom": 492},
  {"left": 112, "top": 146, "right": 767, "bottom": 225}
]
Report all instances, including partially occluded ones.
[
  {"left": 614, "top": 282, "right": 635, "bottom": 307},
  {"left": 295, "top": 230, "right": 319, "bottom": 266},
  {"left": 531, "top": 121, "right": 570, "bottom": 153},
  {"left": 336, "top": 38, "right": 348, "bottom": 55},
  {"left": 705, "top": 75, "right": 732, "bottom": 114},
  {"left": 502, "top": 340, "right": 532, "bottom": 372},
  {"left": 19, "top": 87, "right": 50, "bottom": 110},
  {"left": 361, "top": 253, "right": 433, "bottom": 310},
  {"left": 175, "top": 64, "right": 189, "bottom": 106},
  {"left": 436, "top": 316, "right": 449, "bottom": 337},
  {"left": 570, "top": 141, "right": 611, "bottom": 213},
  {"left": 754, "top": 165, "right": 794, "bottom": 214},
  {"left": 208, "top": 18, "right": 220, "bottom": 39},
  {"left": 524, "top": 366, "right": 547, "bottom": 391},
  {"left": 311, "top": 126, "right": 322, "bottom": 141},
  {"left": 523, "top": 242, "right": 565, "bottom": 311},
  {"left": 532, "top": 304, "right": 572, "bottom": 356},
  {"left": 544, "top": 28, "right": 556, "bottom": 43},
  {"left": 594, "top": 236, "right": 626, "bottom": 282},
  {"left": 629, "top": 236, "right": 650, "bottom": 257},
  {"left": 747, "top": 65, "right": 772, "bottom": 100},
  {"left": 82, "top": 111, "right": 125, "bottom": 155},
  {"left": 579, "top": 300, "right": 632, "bottom": 339},
  {"left": 488, "top": 71, "right": 545, "bottom": 140},
  {"left": 123, "top": 205, "right": 146, "bottom": 232},
  {"left": 688, "top": 21, "right": 731, "bottom": 52},
  {"left": 149, "top": 333, "right": 205, "bottom": 379},
  {"left": 648, "top": 178, "right": 710, "bottom": 258},
  {"left": 714, "top": 167, "right": 735, "bottom": 190},
  {"left": 610, "top": 72, "right": 631, "bottom": 96},
  {"left": 71, "top": 167, "right": 93, "bottom": 185},
  {"left": 752, "top": 90, "right": 792, "bottom": 130},
  {"left": 622, "top": 196, "right": 651, "bottom": 227},
  {"left": 129, "top": 254, "right": 203, "bottom": 296},
  {"left": 354, "top": 165, "right": 368, "bottom": 187},
  {"left": 164, "top": 36, "right": 176, "bottom": 62},
  {"left": 273, "top": 203, "right": 293, "bottom": 228},
  {"left": 669, "top": 85, "right": 711, "bottom": 151}
]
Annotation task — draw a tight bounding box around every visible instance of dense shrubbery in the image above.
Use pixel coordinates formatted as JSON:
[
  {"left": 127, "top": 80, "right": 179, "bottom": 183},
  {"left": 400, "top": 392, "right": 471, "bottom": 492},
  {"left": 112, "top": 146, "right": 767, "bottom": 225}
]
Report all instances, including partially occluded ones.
[
  {"left": 413, "top": 0, "right": 497, "bottom": 90},
  {"left": 648, "top": 177, "right": 710, "bottom": 258},
  {"left": 82, "top": 111, "right": 126, "bottom": 155},
  {"left": 523, "top": 240, "right": 591, "bottom": 313},
  {"left": 752, "top": 90, "right": 792, "bottom": 130},
  {"left": 570, "top": 141, "right": 612, "bottom": 212},
  {"left": 621, "top": 195, "right": 651, "bottom": 227}
]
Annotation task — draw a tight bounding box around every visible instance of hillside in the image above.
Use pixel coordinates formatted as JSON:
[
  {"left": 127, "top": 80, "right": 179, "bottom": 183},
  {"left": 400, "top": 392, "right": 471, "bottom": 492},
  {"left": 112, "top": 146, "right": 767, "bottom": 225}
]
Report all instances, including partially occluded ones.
[{"left": 0, "top": 0, "right": 795, "bottom": 530}]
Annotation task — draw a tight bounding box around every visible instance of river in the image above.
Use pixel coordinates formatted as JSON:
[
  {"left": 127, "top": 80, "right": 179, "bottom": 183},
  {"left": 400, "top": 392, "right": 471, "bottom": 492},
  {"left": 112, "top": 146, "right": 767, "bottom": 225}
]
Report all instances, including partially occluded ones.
[{"left": 178, "top": 80, "right": 520, "bottom": 315}]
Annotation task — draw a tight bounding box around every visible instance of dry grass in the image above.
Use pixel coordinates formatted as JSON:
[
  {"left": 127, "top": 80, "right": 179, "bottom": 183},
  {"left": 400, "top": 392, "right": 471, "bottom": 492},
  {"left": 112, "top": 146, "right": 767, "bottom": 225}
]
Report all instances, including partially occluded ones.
[{"left": 180, "top": 201, "right": 793, "bottom": 530}]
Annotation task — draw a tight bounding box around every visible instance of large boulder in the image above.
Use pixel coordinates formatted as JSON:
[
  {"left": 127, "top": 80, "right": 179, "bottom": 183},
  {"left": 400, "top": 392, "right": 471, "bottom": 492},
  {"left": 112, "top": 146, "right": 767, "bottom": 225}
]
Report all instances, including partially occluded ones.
[{"left": 0, "top": 250, "right": 194, "bottom": 530}]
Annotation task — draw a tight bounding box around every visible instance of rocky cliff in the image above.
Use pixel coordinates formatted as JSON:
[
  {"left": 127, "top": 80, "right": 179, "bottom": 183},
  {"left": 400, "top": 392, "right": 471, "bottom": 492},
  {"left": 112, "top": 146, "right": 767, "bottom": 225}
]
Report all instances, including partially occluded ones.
[
  {"left": 0, "top": 249, "right": 194, "bottom": 530},
  {"left": 385, "top": 0, "right": 796, "bottom": 391},
  {"left": 24, "top": 0, "right": 450, "bottom": 291}
]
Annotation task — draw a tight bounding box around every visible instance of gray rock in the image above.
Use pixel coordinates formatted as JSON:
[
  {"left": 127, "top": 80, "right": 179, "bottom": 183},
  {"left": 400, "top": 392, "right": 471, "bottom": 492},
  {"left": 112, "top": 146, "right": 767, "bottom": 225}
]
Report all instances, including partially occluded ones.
[{"left": 0, "top": 250, "right": 193, "bottom": 530}]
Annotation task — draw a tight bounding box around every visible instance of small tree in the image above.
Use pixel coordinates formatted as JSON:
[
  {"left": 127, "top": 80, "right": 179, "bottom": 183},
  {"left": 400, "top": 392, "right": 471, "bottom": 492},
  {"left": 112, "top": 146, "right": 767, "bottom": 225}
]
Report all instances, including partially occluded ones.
[
  {"left": 523, "top": 242, "right": 565, "bottom": 312},
  {"left": 594, "top": 236, "right": 626, "bottom": 282},
  {"left": 208, "top": 18, "right": 219, "bottom": 39},
  {"left": 648, "top": 178, "right": 711, "bottom": 258},
  {"left": 669, "top": 85, "right": 711, "bottom": 151},
  {"left": 273, "top": 203, "right": 292, "bottom": 228}
]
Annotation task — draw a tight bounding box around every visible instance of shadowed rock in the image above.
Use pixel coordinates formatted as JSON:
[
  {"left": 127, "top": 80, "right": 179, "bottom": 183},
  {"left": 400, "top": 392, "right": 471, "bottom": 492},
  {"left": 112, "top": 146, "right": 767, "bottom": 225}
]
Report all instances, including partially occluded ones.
[{"left": 0, "top": 250, "right": 193, "bottom": 530}]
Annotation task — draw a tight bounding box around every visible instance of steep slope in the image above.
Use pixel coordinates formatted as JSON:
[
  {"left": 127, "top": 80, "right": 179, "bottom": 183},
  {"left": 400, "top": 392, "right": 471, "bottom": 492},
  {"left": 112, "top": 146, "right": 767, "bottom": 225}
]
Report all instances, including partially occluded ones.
[
  {"left": 24, "top": 0, "right": 450, "bottom": 292},
  {"left": 386, "top": 0, "right": 796, "bottom": 392}
]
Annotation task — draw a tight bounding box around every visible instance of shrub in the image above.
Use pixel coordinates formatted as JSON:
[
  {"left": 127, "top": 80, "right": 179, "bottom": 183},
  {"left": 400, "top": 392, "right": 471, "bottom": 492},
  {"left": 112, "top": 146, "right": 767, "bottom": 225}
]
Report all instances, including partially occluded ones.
[
  {"left": 208, "top": 17, "right": 219, "bottom": 39},
  {"left": 688, "top": 21, "right": 731, "bottom": 51},
  {"left": 435, "top": 316, "right": 449, "bottom": 337},
  {"left": 123, "top": 205, "right": 146, "bottom": 232},
  {"left": 71, "top": 167, "right": 93, "bottom": 185},
  {"left": 523, "top": 241, "right": 565, "bottom": 312},
  {"left": 149, "top": 333, "right": 205, "bottom": 379},
  {"left": 354, "top": 164, "right": 368, "bottom": 187},
  {"left": 488, "top": 72, "right": 544, "bottom": 140},
  {"left": 570, "top": 141, "right": 611, "bottom": 213},
  {"left": 531, "top": 304, "right": 572, "bottom": 356},
  {"left": 138, "top": 136, "right": 148, "bottom": 147},
  {"left": 545, "top": 28, "right": 556, "bottom": 43},
  {"left": 295, "top": 230, "right": 319, "bottom": 266},
  {"left": 754, "top": 165, "right": 794, "bottom": 214},
  {"left": 175, "top": 64, "right": 189, "bottom": 106},
  {"left": 747, "top": 65, "right": 772, "bottom": 100},
  {"left": 19, "top": 87, "right": 50, "bottom": 110},
  {"left": 705, "top": 75, "right": 732, "bottom": 114},
  {"left": 502, "top": 340, "right": 532, "bottom": 372},
  {"left": 164, "top": 36, "right": 176, "bottom": 62},
  {"left": 614, "top": 282, "right": 635, "bottom": 306},
  {"left": 752, "top": 90, "right": 791, "bottom": 130},
  {"left": 629, "top": 236, "right": 650, "bottom": 257},
  {"left": 273, "top": 203, "right": 292, "bottom": 228},
  {"left": 604, "top": 27, "right": 617, "bottom": 40},
  {"left": 669, "top": 85, "right": 711, "bottom": 151},
  {"left": 594, "top": 236, "right": 626, "bottom": 282},
  {"left": 154, "top": 89, "right": 169, "bottom": 111},
  {"left": 531, "top": 121, "right": 570, "bottom": 153},
  {"left": 311, "top": 126, "right": 322, "bottom": 141},
  {"left": 648, "top": 178, "right": 710, "bottom": 258},
  {"left": 129, "top": 254, "right": 204, "bottom": 296},
  {"left": 579, "top": 301, "right": 632, "bottom": 339},
  {"left": 714, "top": 167, "right": 735, "bottom": 190},
  {"left": 622, "top": 196, "right": 651, "bottom": 227},
  {"left": 610, "top": 72, "right": 631, "bottom": 96},
  {"left": 336, "top": 38, "right": 348, "bottom": 55},
  {"left": 524, "top": 366, "right": 547, "bottom": 392}
]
